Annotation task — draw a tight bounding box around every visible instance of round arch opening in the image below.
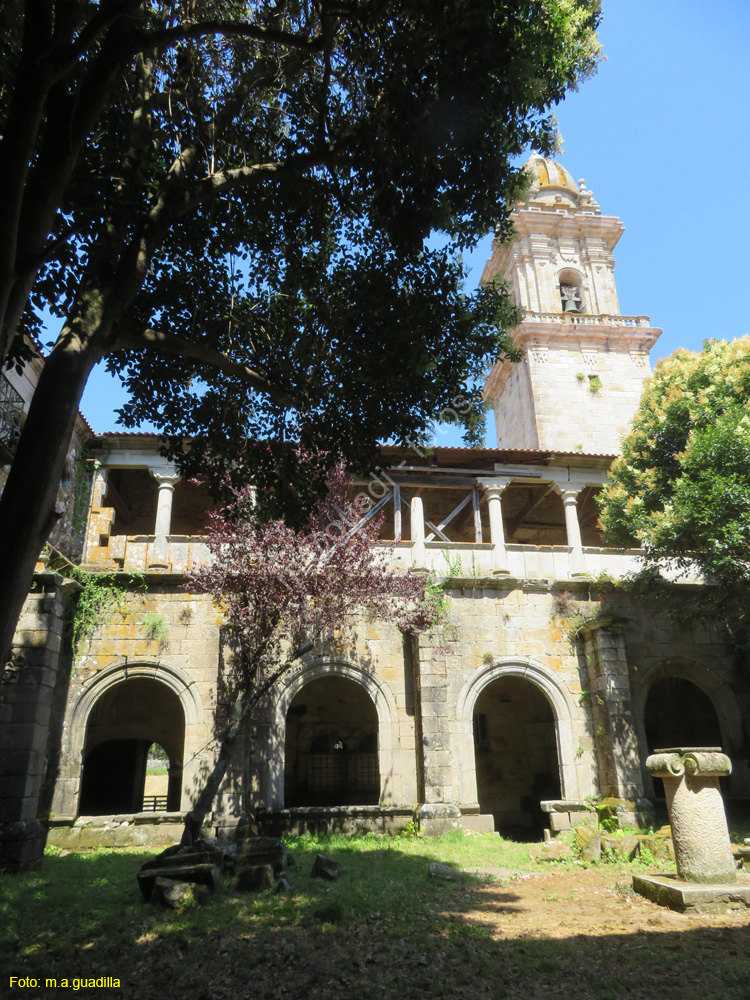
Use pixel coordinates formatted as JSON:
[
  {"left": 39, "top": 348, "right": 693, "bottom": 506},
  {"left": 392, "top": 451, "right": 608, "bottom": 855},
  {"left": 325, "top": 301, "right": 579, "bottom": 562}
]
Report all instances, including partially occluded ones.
[
  {"left": 473, "top": 676, "right": 561, "bottom": 839},
  {"left": 644, "top": 677, "right": 723, "bottom": 798},
  {"left": 284, "top": 676, "right": 380, "bottom": 806},
  {"left": 558, "top": 267, "right": 584, "bottom": 314},
  {"left": 78, "top": 677, "right": 185, "bottom": 815},
  {"left": 644, "top": 677, "right": 722, "bottom": 751}
]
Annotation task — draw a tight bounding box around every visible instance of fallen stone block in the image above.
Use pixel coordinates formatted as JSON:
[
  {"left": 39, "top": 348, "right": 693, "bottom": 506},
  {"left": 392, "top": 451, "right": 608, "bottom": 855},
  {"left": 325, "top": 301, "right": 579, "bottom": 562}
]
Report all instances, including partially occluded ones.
[
  {"left": 150, "top": 878, "right": 195, "bottom": 909},
  {"left": 428, "top": 862, "right": 463, "bottom": 881},
  {"left": 602, "top": 834, "right": 639, "bottom": 861},
  {"left": 311, "top": 854, "right": 340, "bottom": 881},
  {"left": 540, "top": 800, "right": 590, "bottom": 814},
  {"left": 236, "top": 864, "right": 274, "bottom": 892},
  {"left": 141, "top": 847, "right": 224, "bottom": 874},
  {"left": 530, "top": 841, "right": 573, "bottom": 862},
  {"left": 549, "top": 812, "right": 571, "bottom": 832},
  {"left": 576, "top": 826, "right": 602, "bottom": 862},
  {"left": 595, "top": 797, "right": 655, "bottom": 831},
  {"left": 235, "top": 835, "right": 287, "bottom": 875},
  {"left": 639, "top": 835, "right": 675, "bottom": 863},
  {"left": 137, "top": 862, "right": 221, "bottom": 901}
]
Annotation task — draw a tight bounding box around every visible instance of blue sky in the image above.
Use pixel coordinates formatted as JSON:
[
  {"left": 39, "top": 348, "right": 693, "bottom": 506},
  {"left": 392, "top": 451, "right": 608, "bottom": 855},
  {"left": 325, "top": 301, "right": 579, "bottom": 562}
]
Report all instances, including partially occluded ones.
[{"left": 80, "top": 0, "right": 750, "bottom": 437}]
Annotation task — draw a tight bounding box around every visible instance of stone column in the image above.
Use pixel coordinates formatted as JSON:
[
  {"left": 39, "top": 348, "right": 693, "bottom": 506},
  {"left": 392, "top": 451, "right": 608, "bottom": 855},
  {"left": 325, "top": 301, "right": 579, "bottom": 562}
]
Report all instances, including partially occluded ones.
[
  {"left": 647, "top": 749, "right": 735, "bottom": 884},
  {"left": 556, "top": 487, "right": 586, "bottom": 578},
  {"left": 412, "top": 633, "right": 461, "bottom": 836},
  {"left": 0, "top": 574, "right": 77, "bottom": 871},
  {"left": 478, "top": 478, "right": 510, "bottom": 576},
  {"left": 149, "top": 468, "right": 180, "bottom": 569},
  {"left": 410, "top": 496, "right": 427, "bottom": 571},
  {"left": 579, "top": 619, "right": 647, "bottom": 816}
]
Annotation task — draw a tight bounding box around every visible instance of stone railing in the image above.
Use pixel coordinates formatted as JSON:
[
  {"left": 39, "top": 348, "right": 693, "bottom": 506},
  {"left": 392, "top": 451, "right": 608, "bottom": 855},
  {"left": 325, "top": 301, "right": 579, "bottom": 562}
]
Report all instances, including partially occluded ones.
[
  {"left": 86, "top": 533, "right": 689, "bottom": 584},
  {"left": 524, "top": 312, "right": 652, "bottom": 328},
  {"left": 379, "top": 541, "right": 646, "bottom": 582},
  {"left": 94, "top": 534, "right": 211, "bottom": 574}
]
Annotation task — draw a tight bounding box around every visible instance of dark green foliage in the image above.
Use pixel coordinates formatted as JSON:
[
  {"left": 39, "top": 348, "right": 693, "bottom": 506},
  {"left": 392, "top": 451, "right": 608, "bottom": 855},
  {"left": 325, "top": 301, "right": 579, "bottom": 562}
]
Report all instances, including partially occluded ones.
[
  {"left": 0, "top": 0, "right": 601, "bottom": 663},
  {"left": 16, "top": 0, "right": 601, "bottom": 518},
  {"left": 598, "top": 337, "right": 750, "bottom": 644}
]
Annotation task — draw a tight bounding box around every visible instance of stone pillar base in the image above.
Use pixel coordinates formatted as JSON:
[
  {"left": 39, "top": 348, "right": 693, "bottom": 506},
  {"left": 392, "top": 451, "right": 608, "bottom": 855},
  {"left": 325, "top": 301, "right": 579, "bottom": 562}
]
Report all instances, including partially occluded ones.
[
  {"left": 417, "top": 803, "right": 462, "bottom": 837},
  {"left": 460, "top": 813, "right": 496, "bottom": 834},
  {"left": 0, "top": 819, "right": 47, "bottom": 873},
  {"left": 633, "top": 872, "right": 750, "bottom": 913}
]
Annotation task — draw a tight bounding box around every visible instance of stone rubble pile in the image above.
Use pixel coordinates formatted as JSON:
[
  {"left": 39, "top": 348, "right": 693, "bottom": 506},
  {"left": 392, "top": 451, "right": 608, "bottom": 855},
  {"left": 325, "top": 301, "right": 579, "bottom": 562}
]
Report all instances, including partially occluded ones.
[{"left": 137, "top": 827, "right": 345, "bottom": 907}]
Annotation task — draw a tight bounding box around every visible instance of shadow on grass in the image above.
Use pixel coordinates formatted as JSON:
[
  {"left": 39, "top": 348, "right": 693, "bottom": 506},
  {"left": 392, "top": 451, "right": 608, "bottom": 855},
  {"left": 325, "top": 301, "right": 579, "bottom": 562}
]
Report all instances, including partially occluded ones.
[{"left": 1, "top": 839, "right": 749, "bottom": 1000}]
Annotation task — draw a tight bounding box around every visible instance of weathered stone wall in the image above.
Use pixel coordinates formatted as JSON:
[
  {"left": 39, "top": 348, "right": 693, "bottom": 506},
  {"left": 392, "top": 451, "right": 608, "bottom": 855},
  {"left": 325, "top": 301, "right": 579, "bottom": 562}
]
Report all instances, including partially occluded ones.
[
  {"left": 283, "top": 675, "right": 380, "bottom": 806},
  {"left": 413, "top": 581, "right": 597, "bottom": 814},
  {"left": 487, "top": 339, "right": 652, "bottom": 455},
  {"left": 248, "top": 622, "right": 420, "bottom": 813},
  {"left": 38, "top": 574, "right": 749, "bottom": 846},
  {"left": 473, "top": 675, "right": 560, "bottom": 832},
  {"left": 490, "top": 354, "right": 539, "bottom": 450},
  {"left": 51, "top": 586, "right": 222, "bottom": 820},
  {"left": 529, "top": 343, "right": 652, "bottom": 454}
]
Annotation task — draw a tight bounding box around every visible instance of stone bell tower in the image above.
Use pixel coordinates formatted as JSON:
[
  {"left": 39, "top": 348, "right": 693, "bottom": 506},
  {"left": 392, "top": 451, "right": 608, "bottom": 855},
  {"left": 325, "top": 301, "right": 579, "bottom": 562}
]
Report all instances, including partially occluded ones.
[{"left": 482, "top": 154, "right": 662, "bottom": 455}]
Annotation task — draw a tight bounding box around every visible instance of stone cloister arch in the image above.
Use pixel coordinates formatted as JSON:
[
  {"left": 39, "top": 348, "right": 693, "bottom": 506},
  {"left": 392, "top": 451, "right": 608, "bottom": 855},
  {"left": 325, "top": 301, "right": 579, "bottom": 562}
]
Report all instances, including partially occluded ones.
[
  {"left": 261, "top": 656, "right": 399, "bottom": 809},
  {"left": 632, "top": 659, "right": 749, "bottom": 798},
  {"left": 52, "top": 660, "right": 205, "bottom": 816},
  {"left": 455, "top": 658, "right": 584, "bottom": 812}
]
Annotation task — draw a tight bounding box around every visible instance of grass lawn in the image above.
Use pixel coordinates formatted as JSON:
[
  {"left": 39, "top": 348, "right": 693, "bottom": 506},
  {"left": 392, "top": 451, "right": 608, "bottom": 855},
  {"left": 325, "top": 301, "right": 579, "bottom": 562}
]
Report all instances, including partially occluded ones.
[{"left": 1, "top": 831, "right": 749, "bottom": 999}]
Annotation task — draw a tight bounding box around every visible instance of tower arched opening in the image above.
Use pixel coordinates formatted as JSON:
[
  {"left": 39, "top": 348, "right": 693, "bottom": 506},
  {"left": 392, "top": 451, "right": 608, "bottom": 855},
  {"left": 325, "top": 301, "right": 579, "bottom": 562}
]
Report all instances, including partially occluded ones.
[{"left": 558, "top": 267, "right": 585, "bottom": 314}]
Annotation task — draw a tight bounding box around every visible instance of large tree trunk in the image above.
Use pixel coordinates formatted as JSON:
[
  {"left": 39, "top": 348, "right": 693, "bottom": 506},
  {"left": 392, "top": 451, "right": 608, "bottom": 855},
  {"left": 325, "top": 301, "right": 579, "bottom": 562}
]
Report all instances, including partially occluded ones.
[{"left": 0, "top": 337, "right": 98, "bottom": 665}]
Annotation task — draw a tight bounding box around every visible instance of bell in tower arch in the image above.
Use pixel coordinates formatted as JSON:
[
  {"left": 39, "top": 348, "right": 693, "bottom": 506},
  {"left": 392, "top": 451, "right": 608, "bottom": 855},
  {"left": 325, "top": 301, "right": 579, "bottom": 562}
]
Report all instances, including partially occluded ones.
[{"left": 560, "top": 283, "right": 582, "bottom": 313}]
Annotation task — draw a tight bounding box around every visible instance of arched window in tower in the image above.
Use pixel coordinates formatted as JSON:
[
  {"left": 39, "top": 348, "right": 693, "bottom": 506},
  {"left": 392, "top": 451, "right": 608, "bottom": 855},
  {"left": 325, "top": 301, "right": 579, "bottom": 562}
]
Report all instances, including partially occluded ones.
[{"left": 558, "top": 269, "right": 584, "bottom": 314}]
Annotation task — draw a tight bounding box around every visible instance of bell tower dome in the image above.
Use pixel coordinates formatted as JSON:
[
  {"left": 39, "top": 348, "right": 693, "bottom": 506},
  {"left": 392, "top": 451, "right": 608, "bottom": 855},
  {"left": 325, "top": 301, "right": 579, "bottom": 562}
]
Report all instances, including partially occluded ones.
[{"left": 482, "top": 155, "right": 661, "bottom": 454}]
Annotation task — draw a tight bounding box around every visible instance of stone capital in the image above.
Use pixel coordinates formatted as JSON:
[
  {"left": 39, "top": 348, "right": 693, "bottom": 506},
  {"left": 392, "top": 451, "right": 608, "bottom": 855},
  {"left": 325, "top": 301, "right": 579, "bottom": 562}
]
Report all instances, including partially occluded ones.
[
  {"left": 553, "top": 485, "right": 583, "bottom": 504},
  {"left": 149, "top": 468, "right": 181, "bottom": 490},
  {"left": 647, "top": 749, "right": 732, "bottom": 780},
  {"left": 478, "top": 477, "right": 512, "bottom": 498}
]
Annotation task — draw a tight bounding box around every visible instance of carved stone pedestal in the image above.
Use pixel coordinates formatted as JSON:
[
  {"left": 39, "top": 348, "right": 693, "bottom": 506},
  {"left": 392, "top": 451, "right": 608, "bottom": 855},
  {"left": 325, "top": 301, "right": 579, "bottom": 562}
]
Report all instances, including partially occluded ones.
[{"left": 633, "top": 747, "right": 750, "bottom": 912}]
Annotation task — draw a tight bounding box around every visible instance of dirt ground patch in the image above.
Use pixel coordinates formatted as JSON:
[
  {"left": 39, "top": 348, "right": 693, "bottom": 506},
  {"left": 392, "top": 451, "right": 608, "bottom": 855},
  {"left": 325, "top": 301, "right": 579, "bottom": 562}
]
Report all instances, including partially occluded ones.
[{"left": 464, "top": 864, "right": 750, "bottom": 937}]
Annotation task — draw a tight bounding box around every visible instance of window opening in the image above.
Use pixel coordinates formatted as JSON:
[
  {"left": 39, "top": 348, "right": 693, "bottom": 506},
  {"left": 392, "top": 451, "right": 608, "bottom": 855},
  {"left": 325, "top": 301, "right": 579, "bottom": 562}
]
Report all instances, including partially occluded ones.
[{"left": 473, "top": 713, "right": 489, "bottom": 751}]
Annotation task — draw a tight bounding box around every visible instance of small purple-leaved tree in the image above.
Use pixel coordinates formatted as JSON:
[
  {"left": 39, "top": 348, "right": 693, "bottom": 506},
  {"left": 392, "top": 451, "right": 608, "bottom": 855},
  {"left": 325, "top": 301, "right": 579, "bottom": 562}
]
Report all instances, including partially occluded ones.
[{"left": 180, "top": 464, "right": 443, "bottom": 845}]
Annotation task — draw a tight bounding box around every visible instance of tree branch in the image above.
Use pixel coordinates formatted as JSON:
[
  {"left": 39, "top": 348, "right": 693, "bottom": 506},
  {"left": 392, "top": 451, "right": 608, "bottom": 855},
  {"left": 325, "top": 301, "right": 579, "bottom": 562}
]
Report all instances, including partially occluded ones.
[
  {"left": 243, "top": 640, "right": 315, "bottom": 715},
  {"left": 110, "top": 326, "right": 294, "bottom": 408},
  {"left": 139, "top": 19, "right": 324, "bottom": 53},
  {"left": 179, "top": 143, "right": 346, "bottom": 215},
  {"left": 47, "top": 0, "right": 142, "bottom": 81}
]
